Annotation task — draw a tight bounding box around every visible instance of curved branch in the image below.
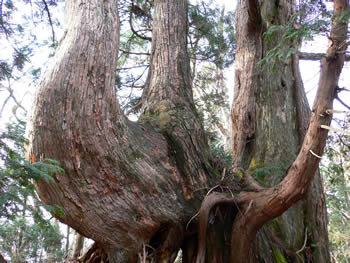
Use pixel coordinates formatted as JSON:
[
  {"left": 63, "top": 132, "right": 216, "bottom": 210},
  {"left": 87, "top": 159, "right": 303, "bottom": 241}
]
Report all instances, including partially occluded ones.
[
  {"left": 129, "top": 5, "right": 151, "bottom": 42},
  {"left": 196, "top": 192, "right": 238, "bottom": 263}
]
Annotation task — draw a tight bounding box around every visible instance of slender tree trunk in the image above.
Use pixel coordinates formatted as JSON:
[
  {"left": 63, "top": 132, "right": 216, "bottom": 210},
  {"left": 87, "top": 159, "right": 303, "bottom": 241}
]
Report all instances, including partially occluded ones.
[
  {"left": 72, "top": 232, "right": 85, "bottom": 259},
  {"left": 66, "top": 225, "right": 70, "bottom": 258}
]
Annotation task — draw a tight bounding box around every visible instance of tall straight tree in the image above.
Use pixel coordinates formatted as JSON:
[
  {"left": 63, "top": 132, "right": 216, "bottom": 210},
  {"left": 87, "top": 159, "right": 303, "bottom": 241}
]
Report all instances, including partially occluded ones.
[
  {"left": 28, "top": 0, "right": 348, "bottom": 263},
  {"left": 231, "top": 1, "right": 330, "bottom": 262}
]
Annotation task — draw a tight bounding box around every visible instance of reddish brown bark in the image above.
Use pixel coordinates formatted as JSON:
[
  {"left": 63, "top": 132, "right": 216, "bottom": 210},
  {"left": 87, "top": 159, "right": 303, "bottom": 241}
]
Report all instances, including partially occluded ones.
[
  {"left": 28, "top": 0, "right": 211, "bottom": 262},
  {"left": 28, "top": 0, "right": 348, "bottom": 262},
  {"left": 197, "top": 1, "right": 348, "bottom": 262}
]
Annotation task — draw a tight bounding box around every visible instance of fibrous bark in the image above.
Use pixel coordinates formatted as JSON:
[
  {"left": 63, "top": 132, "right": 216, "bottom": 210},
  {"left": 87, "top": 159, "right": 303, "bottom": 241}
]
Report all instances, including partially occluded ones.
[
  {"left": 222, "top": 0, "right": 346, "bottom": 262},
  {"left": 28, "top": 0, "right": 212, "bottom": 261},
  {"left": 28, "top": 0, "right": 348, "bottom": 262}
]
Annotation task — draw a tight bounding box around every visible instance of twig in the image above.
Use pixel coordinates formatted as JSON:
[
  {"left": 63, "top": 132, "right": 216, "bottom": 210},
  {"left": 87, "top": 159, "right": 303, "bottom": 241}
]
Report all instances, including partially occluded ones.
[
  {"left": 320, "top": 125, "right": 350, "bottom": 136},
  {"left": 244, "top": 200, "right": 253, "bottom": 215},
  {"left": 296, "top": 228, "right": 308, "bottom": 255},
  {"left": 186, "top": 211, "right": 199, "bottom": 230},
  {"left": 309, "top": 149, "right": 322, "bottom": 159},
  {"left": 336, "top": 95, "right": 350, "bottom": 110},
  {"left": 120, "top": 49, "right": 150, "bottom": 56},
  {"left": 41, "top": 0, "right": 56, "bottom": 44}
]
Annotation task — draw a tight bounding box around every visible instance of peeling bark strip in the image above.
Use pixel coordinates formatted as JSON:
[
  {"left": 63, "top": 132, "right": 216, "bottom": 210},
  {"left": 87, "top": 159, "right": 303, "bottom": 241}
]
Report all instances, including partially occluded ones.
[{"left": 28, "top": 0, "right": 211, "bottom": 261}]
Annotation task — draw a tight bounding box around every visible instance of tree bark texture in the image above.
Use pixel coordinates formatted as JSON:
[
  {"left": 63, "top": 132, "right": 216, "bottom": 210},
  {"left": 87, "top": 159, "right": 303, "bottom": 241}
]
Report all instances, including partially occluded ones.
[
  {"left": 232, "top": 4, "right": 306, "bottom": 261},
  {"left": 28, "top": 0, "right": 212, "bottom": 262},
  {"left": 27, "top": 0, "right": 348, "bottom": 262},
  {"left": 229, "top": 0, "right": 348, "bottom": 262}
]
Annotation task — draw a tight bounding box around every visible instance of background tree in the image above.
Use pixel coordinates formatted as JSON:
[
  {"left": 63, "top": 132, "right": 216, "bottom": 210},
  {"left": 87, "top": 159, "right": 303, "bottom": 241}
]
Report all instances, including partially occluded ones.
[
  {"left": 321, "top": 114, "right": 350, "bottom": 262},
  {"left": 228, "top": 0, "right": 335, "bottom": 262},
  {"left": 0, "top": 120, "right": 64, "bottom": 262},
  {"left": 0, "top": 0, "right": 63, "bottom": 118}
]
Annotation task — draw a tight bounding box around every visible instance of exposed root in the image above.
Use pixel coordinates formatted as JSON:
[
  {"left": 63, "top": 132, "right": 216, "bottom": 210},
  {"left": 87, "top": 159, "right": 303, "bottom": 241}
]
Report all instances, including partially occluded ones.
[
  {"left": 196, "top": 192, "right": 238, "bottom": 263},
  {"left": 78, "top": 242, "right": 108, "bottom": 263},
  {"left": 138, "top": 243, "right": 155, "bottom": 263},
  {"left": 194, "top": 167, "right": 266, "bottom": 263}
]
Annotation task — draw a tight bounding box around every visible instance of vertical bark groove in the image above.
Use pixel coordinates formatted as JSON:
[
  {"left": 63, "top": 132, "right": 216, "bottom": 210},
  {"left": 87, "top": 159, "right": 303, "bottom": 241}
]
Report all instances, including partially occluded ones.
[
  {"left": 28, "top": 0, "right": 210, "bottom": 259},
  {"left": 228, "top": 0, "right": 347, "bottom": 262}
]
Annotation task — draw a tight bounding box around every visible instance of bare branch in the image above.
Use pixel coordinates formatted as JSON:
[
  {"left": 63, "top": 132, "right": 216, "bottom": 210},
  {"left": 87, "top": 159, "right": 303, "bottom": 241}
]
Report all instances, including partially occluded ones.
[
  {"left": 41, "top": 0, "right": 56, "bottom": 44},
  {"left": 117, "top": 64, "right": 148, "bottom": 71},
  {"left": 120, "top": 49, "right": 150, "bottom": 56},
  {"left": 298, "top": 51, "right": 350, "bottom": 61},
  {"left": 0, "top": 94, "right": 11, "bottom": 118},
  {"left": 336, "top": 95, "right": 350, "bottom": 110},
  {"left": 129, "top": 2, "right": 152, "bottom": 42}
]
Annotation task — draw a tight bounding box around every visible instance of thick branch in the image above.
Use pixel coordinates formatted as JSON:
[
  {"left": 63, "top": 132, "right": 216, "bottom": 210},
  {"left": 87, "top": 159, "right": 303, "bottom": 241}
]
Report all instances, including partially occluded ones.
[
  {"left": 298, "top": 51, "right": 350, "bottom": 61},
  {"left": 196, "top": 193, "right": 237, "bottom": 263}
]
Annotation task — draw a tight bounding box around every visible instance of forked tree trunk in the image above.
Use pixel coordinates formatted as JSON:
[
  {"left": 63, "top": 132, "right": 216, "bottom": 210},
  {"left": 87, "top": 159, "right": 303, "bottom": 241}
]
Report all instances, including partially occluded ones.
[
  {"left": 28, "top": 0, "right": 348, "bottom": 262},
  {"left": 28, "top": 0, "right": 211, "bottom": 262}
]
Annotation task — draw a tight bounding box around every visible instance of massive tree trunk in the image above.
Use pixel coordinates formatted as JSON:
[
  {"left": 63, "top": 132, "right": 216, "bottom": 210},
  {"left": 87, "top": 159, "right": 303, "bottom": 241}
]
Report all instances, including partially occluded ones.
[
  {"left": 28, "top": 0, "right": 348, "bottom": 262},
  {"left": 29, "top": 0, "right": 212, "bottom": 262},
  {"left": 231, "top": 1, "right": 330, "bottom": 262}
]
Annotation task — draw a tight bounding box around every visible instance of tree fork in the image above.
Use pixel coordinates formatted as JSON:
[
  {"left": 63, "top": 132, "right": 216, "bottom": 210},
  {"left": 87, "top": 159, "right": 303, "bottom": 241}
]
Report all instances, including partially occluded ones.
[{"left": 28, "top": 0, "right": 211, "bottom": 260}]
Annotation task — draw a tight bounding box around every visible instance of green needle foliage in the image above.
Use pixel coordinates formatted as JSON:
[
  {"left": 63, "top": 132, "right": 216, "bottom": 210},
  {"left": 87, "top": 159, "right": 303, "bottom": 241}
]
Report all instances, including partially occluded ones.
[
  {"left": 0, "top": 119, "right": 65, "bottom": 262},
  {"left": 0, "top": 217, "right": 64, "bottom": 263},
  {"left": 321, "top": 115, "right": 350, "bottom": 262},
  {"left": 258, "top": 0, "right": 332, "bottom": 70}
]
